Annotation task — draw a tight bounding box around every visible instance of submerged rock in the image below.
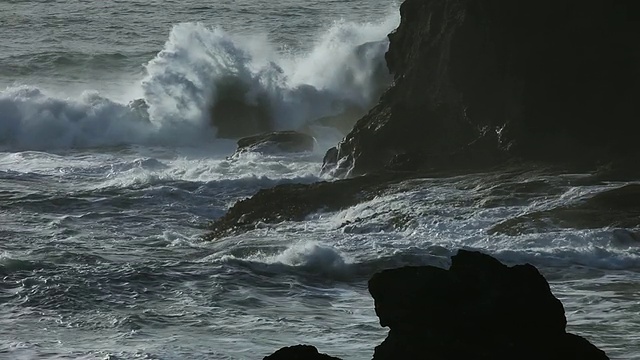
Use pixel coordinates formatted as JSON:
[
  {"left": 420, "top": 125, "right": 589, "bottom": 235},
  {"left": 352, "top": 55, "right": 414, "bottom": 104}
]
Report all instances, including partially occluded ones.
[
  {"left": 612, "top": 229, "right": 640, "bottom": 247},
  {"left": 263, "top": 345, "right": 341, "bottom": 360},
  {"left": 264, "top": 250, "right": 609, "bottom": 359},
  {"left": 234, "top": 131, "right": 315, "bottom": 155},
  {"left": 489, "top": 184, "right": 640, "bottom": 235},
  {"left": 126, "top": 98, "right": 151, "bottom": 122},
  {"left": 324, "top": 0, "right": 640, "bottom": 176}
]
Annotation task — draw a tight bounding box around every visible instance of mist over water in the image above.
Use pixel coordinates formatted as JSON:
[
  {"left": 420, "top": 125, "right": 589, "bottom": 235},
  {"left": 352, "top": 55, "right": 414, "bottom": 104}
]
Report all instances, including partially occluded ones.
[{"left": 1, "top": 1, "right": 639, "bottom": 359}]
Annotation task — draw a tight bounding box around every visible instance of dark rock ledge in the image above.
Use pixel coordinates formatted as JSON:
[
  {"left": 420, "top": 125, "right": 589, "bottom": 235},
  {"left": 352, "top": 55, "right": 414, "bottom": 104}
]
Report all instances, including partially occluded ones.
[
  {"left": 263, "top": 250, "right": 609, "bottom": 360},
  {"left": 204, "top": 167, "right": 480, "bottom": 240},
  {"left": 204, "top": 172, "right": 401, "bottom": 240}
]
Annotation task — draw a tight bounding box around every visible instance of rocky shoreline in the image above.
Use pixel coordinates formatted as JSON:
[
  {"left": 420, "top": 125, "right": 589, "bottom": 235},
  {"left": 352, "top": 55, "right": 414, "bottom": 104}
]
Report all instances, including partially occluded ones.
[
  {"left": 205, "top": 0, "right": 639, "bottom": 241},
  {"left": 205, "top": 0, "right": 638, "bottom": 357},
  {"left": 263, "top": 250, "right": 609, "bottom": 360}
]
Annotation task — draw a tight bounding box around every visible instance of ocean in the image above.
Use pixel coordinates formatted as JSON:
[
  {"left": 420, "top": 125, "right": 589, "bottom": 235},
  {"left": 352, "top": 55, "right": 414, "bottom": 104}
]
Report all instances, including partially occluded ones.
[{"left": 1, "top": 0, "right": 639, "bottom": 359}]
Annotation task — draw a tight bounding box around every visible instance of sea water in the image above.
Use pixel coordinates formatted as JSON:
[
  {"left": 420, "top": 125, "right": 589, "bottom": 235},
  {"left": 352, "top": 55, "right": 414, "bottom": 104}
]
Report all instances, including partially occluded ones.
[{"left": 1, "top": 1, "right": 639, "bottom": 359}]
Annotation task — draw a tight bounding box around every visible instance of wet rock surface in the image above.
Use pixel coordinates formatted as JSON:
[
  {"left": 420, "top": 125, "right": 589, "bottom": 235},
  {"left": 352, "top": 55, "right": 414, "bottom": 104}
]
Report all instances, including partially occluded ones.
[{"left": 210, "top": 76, "right": 272, "bottom": 139}]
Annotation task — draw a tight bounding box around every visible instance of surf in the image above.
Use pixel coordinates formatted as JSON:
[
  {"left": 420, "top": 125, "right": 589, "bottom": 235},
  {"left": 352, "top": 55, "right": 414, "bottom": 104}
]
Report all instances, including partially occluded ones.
[{"left": 0, "top": 12, "right": 399, "bottom": 152}]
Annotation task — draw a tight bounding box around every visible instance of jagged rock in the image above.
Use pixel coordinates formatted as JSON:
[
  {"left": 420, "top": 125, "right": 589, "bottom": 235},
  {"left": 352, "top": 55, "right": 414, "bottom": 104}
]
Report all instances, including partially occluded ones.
[
  {"left": 324, "top": 0, "right": 640, "bottom": 176},
  {"left": 368, "top": 250, "right": 609, "bottom": 360},
  {"left": 234, "top": 131, "right": 315, "bottom": 155},
  {"left": 263, "top": 345, "right": 341, "bottom": 360}
]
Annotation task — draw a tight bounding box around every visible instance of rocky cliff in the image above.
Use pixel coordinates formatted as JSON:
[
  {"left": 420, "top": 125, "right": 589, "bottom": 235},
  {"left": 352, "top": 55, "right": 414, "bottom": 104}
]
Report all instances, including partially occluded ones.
[{"left": 323, "top": 0, "right": 640, "bottom": 176}]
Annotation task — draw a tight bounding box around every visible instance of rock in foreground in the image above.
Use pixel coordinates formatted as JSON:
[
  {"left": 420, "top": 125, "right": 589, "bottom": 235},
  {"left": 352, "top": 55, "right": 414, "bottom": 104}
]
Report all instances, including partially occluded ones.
[{"left": 265, "top": 250, "right": 609, "bottom": 360}]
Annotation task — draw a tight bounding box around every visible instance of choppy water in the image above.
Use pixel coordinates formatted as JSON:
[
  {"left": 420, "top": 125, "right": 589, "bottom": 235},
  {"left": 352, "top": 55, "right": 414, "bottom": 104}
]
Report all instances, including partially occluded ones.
[{"left": 1, "top": 1, "right": 639, "bottom": 359}]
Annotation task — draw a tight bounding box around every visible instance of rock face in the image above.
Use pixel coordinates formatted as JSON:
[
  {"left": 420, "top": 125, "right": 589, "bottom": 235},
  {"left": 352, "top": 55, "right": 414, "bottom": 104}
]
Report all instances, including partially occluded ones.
[
  {"left": 235, "top": 131, "right": 315, "bottom": 154},
  {"left": 323, "top": 0, "right": 640, "bottom": 176},
  {"left": 368, "top": 250, "right": 609, "bottom": 360},
  {"left": 263, "top": 345, "right": 342, "bottom": 360}
]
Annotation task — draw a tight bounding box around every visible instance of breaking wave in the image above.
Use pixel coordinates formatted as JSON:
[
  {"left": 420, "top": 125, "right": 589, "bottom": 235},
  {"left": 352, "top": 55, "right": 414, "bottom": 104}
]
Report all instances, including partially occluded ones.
[{"left": 0, "top": 12, "right": 399, "bottom": 151}]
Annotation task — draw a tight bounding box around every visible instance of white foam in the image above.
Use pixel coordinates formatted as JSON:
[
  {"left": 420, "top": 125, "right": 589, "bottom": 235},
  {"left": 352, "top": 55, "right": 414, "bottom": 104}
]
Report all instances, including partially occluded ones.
[
  {"left": 0, "top": 12, "right": 399, "bottom": 152},
  {"left": 271, "top": 241, "right": 348, "bottom": 271},
  {"left": 214, "top": 241, "right": 351, "bottom": 279},
  {"left": 269, "top": 177, "right": 640, "bottom": 271},
  {"left": 143, "top": 15, "right": 397, "bottom": 133},
  {"left": 0, "top": 87, "right": 152, "bottom": 150}
]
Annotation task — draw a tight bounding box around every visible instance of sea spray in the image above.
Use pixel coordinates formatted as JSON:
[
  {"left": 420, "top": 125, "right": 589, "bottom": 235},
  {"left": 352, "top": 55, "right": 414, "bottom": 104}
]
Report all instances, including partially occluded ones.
[
  {"left": 0, "top": 12, "right": 399, "bottom": 151},
  {"left": 143, "top": 14, "right": 398, "bottom": 137},
  {"left": 0, "top": 86, "right": 150, "bottom": 150}
]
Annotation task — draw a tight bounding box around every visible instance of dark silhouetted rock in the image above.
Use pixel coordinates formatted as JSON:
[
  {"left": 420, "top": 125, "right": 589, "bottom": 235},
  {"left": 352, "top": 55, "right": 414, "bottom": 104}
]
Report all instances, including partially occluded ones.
[
  {"left": 263, "top": 345, "right": 341, "bottom": 360},
  {"left": 261, "top": 251, "right": 609, "bottom": 359},
  {"left": 368, "top": 250, "right": 609, "bottom": 360},
  {"left": 324, "top": 0, "right": 640, "bottom": 176},
  {"left": 235, "top": 131, "right": 315, "bottom": 155}
]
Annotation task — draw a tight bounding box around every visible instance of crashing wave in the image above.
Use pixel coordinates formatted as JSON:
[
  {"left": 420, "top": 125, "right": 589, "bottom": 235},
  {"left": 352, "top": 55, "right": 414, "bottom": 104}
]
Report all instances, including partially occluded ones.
[{"left": 0, "top": 12, "right": 399, "bottom": 151}]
